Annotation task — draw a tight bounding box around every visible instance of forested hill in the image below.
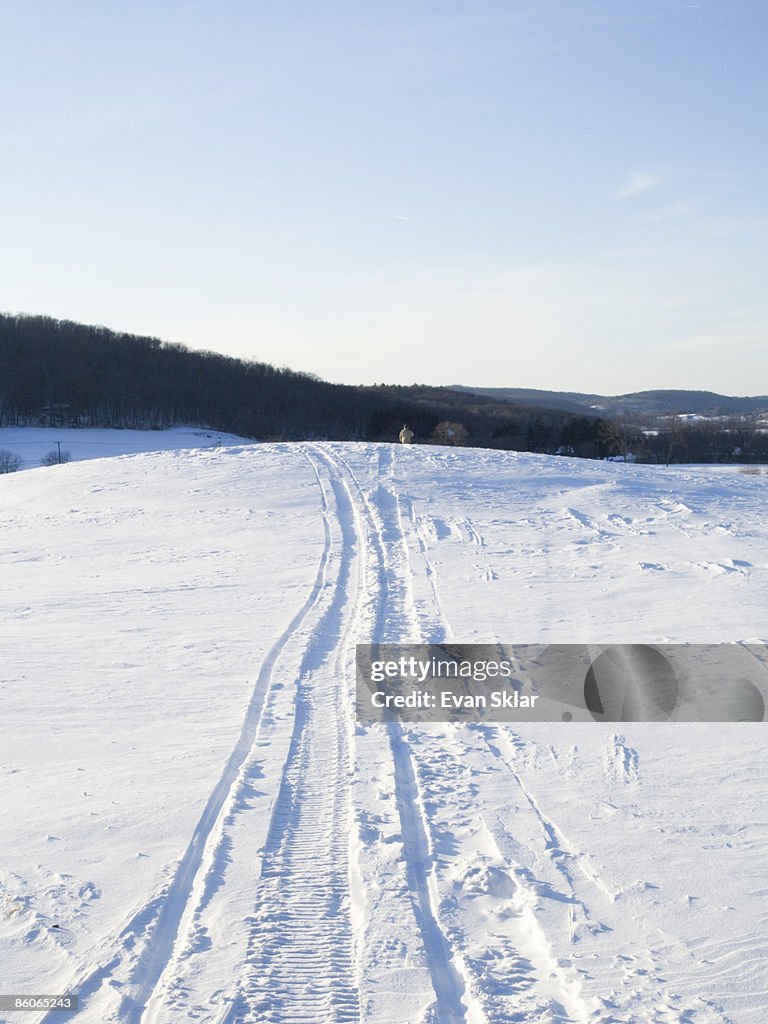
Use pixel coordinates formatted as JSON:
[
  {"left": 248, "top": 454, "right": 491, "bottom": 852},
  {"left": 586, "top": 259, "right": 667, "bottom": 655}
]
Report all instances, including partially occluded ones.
[
  {"left": 0, "top": 313, "right": 373, "bottom": 439},
  {"left": 451, "top": 385, "right": 768, "bottom": 418},
  {"left": 2, "top": 314, "right": 768, "bottom": 462},
  {"left": 0, "top": 313, "right": 569, "bottom": 445}
]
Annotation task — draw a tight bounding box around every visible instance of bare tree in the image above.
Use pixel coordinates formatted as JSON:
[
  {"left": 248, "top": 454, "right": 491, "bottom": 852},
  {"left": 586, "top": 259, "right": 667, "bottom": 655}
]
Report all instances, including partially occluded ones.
[
  {"left": 661, "top": 415, "right": 688, "bottom": 466},
  {"left": 431, "top": 421, "right": 469, "bottom": 446},
  {"left": 599, "top": 415, "right": 645, "bottom": 460},
  {"left": 0, "top": 448, "right": 22, "bottom": 473},
  {"left": 41, "top": 448, "right": 71, "bottom": 466}
]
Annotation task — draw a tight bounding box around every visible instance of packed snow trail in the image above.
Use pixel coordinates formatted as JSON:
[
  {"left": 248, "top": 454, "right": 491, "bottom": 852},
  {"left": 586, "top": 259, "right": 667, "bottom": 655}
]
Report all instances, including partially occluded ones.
[
  {"left": 325, "top": 446, "right": 486, "bottom": 1024},
  {"left": 356, "top": 448, "right": 591, "bottom": 1024},
  {"left": 225, "top": 454, "right": 362, "bottom": 1023},
  {"left": 38, "top": 449, "right": 347, "bottom": 1024}
]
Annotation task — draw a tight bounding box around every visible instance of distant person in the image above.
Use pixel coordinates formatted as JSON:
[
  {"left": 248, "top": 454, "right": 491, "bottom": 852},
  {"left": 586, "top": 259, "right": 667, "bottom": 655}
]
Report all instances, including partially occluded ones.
[{"left": 399, "top": 424, "right": 414, "bottom": 444}]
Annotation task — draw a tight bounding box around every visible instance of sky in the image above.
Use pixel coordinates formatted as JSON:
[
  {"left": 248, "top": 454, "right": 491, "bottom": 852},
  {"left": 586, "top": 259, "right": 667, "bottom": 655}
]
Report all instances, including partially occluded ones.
[{"left": 1, "top": 0, "right": 766, "bottom": 394}]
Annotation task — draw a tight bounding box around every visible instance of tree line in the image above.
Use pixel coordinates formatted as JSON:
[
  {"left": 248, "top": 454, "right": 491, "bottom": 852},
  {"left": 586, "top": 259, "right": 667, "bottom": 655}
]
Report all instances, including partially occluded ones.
[
  {"left": 0, "top": 314, "right": 590, "bottom": 446},
  {"left": 0, "top": 313, "right": 369, "bottom": 438},
  {"left": 1, "top": 313, "right": 765, "bottom": 461},
  {"left": 599, "top": 414, "right": 768, "bottom": 464}
]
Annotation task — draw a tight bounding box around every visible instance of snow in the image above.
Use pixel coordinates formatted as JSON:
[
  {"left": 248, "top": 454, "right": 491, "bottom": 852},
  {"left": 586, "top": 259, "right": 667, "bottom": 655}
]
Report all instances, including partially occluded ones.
[
  {"left": 1, "top": 437, "right": 767, "bottom": 1023},
  {"left": 0, "top": 427, "right": 252, "bottom": 469}
]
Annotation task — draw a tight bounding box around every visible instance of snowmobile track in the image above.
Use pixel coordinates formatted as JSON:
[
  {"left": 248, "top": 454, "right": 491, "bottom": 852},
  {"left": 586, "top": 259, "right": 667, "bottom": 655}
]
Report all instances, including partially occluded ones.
[
  {"left": 44, "top": 447, "right": 346, "bottom": 1024},
  {"left": 322, "top": 445, "right": 485, "bottom": 1024},
  {"left": 226, "top": 448, "right": 363, "bottom": 1024}
]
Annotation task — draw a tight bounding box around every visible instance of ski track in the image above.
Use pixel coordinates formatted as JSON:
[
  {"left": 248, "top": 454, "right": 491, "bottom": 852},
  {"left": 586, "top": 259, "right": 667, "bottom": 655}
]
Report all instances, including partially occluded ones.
[
  {"left": 40, "top": 446, "right": 354, "bottom": 1024},
  {"left": 393, "top": 474, "right": 733, "bottom": 1024},
  {"left": 325, "top": 445, "right": 484, "bottom": 1024},
  {"left": 226, "top": 447, "right": 363, "bottom": 1023},
  {"left": 393, "top": 490, "right": 593, "bottom": 1022}
]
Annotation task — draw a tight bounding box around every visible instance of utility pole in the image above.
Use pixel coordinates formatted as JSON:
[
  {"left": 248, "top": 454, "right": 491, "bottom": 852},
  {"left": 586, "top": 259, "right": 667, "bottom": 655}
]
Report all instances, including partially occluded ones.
[{"left": 56, "top": 441, "right": 62, "bottom": 465}]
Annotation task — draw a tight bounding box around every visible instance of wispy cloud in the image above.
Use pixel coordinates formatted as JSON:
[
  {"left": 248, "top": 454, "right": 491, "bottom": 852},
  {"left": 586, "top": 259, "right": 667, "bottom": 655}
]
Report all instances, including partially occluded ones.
[
  {"left": 642, "top": 202, "right": 694, "bottom": 221},
  {"left": 642, "top": 195, "right": 711, "bottom": 222},
  {"left": 615, "top": 173, "right": 660, "bottom": 198}
]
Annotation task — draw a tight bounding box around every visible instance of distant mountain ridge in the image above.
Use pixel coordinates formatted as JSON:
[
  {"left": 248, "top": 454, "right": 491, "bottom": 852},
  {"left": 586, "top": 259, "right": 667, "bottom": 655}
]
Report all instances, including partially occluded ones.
[{"left": 449, "top": 386, "right": 768, "bottom": 418}]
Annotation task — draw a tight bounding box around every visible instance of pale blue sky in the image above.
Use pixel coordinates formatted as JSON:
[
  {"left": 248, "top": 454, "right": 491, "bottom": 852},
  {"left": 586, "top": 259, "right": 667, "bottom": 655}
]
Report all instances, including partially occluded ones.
[{"left": 1, "top": 1, "right": 766, "bottom": 392}]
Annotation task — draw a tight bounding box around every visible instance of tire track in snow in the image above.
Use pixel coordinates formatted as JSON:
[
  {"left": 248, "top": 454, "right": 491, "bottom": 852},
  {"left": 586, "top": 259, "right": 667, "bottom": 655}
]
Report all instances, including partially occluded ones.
[
  {"left": 459, "top": 517, "right": 498, "bottom": 581},
  {"left": 325, "top": 445, "right": 485, "bottom": 1024},
  {"left": 395, "top": 488, "right": 597, "bottom": 1021},
  {"left": 220, "top": 446, "right": 363, "bottom": 1024},
  {"left": 397, "top": 498, "right": 634, "bottom": 1016},
  {"left": 130, "top": 447, "right": 348, "bottom": 1024},
  {"left": 414, "top": 726, "right": 596, "bottom": 1023},
  {"left": 42, "top": 447, "right": 341, "bottom": 1024},
  {"left": 396, "top": 495, "right": 733, "bottom": 1022},
  {"left": 397, "top": 494, "right": 605, "bottom": 905},
  {"left": 398, "top": 493, "right": 453, "bottom": 643},
  {"left": 473, "top": 724, "right": 617, "bottom": 905}
]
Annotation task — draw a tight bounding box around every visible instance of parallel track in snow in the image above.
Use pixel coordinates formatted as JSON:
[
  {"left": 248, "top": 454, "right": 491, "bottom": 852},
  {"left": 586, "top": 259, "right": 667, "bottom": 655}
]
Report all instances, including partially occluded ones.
[
  {"left": 394, "top": 473, "right": 735, "bottom": 1024},
  {"left": 41, "top": 447, "right": 350, "bottom": 1024},
  {"left": 225, "top": 448, "right": 363, "bottom": 1023},
  {"left": 385, "top": 461, "right": 595, "bottom": 1021},
  {"left": 323, "top": 445, "right": 484, "bottom": 1024}
]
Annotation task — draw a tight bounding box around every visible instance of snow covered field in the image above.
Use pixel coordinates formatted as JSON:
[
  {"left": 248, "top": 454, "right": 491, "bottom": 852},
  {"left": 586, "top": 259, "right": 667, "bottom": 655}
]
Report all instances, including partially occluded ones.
[
  {"left": 0, "top": 427, "right": 252, "bottom": 469},
  {"left": 1, "top": 438, "right": 767, "bottom": 1024}
]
